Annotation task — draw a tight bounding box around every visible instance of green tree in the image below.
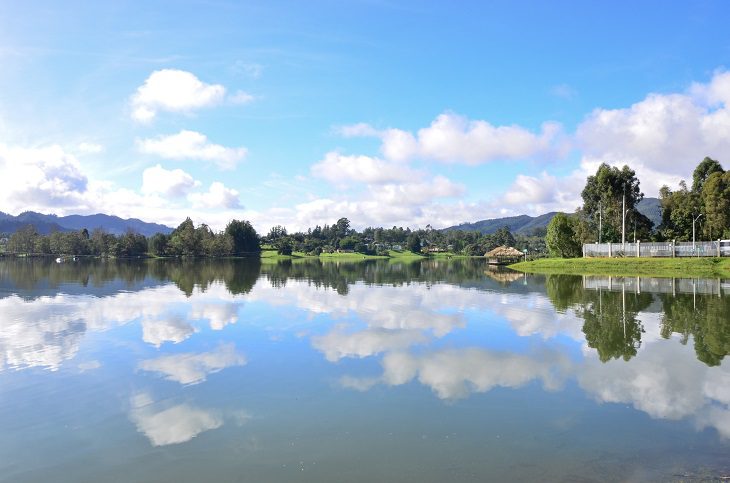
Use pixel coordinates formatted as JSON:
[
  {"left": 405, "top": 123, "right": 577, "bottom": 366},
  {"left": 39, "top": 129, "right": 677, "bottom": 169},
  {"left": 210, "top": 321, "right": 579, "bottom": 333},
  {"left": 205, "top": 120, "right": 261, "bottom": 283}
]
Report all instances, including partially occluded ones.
[
  {"left": 581, "top": 163, "right": 652, "bottom": 241},
  {"left": 692, "top": 156, "right": 724, "bottom": 193},
  {"left": 406, "top": 233, "right": 421, "bottom": 253},
  {"left": 225, "top": 219, "right": 260, "bottom": 254},
  {"left": 168, "top": 218, "right": 200, "bottom": 256},
  {"left": 701, "top": 170, "right": 730, "bottom": 239},
  {"left": 7, "top": 224, "right": 38, "bottom": 254},
  {"left": 546, "top": 213, "right": 581, "bottom": 258},
  {"left": 148, "top": 233, "right": 169, "bottom": 257}
]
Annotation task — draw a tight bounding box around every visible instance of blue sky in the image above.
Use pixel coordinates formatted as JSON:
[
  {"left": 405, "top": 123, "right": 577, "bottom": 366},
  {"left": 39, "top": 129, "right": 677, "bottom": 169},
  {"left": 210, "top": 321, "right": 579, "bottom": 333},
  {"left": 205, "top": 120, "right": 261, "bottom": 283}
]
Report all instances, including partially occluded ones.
[{"left": 2, "top": 0, "right": 730, "bottom": 231}]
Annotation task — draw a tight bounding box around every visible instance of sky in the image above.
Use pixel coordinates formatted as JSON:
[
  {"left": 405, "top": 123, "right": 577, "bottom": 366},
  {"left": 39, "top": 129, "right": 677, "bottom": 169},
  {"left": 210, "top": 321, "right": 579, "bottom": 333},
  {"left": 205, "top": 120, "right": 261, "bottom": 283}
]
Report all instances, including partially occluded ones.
[{"left": 2, "top": 0, "right": 730, "bottom": 232}]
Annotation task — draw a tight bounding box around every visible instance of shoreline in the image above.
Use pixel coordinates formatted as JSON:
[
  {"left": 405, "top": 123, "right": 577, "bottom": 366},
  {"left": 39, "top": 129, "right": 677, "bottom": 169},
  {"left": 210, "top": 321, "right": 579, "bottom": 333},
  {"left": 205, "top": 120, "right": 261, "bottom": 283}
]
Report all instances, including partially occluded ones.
[{"left": 510, "top": 257, "right": 730, "bottom": 278}]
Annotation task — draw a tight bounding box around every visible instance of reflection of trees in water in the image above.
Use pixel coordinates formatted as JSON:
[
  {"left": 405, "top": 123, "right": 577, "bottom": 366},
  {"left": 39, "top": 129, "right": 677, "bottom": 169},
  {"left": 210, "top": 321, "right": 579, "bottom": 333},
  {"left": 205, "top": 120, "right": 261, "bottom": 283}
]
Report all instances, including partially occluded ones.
[
  {"left": 258, "top": 258, "right": 489, "bottom": 294},
  {"left": 580, "top": 288, "right": 650, "bottom": 362},
  {"left": 660, "top": 293, "right": 730, "bottom": 367},
  {"left": 150, "top": 259, "right": 261, "bottom": 297},
  {"left": 543, "top": 273, "right": 730, "bottom": 365},
  {"left": 544, "top": 274, "right": 584, "bottom": 313},
  {"left": 544, "top": 274, "right": 650, "bottom": 362},
  {"left": 0, "top": 258, "right": 151, "bottom": 294},
  {"left": 0, "top": 258, "right": 261, "bottom": 299}
]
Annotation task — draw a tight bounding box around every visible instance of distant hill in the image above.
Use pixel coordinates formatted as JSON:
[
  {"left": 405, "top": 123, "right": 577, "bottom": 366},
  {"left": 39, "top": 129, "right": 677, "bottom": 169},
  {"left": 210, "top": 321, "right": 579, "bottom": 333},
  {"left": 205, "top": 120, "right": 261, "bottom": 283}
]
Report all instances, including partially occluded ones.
[
  {"left": 442, "top": 197, "right": 663, "bottom": 235},
  {"left": 444, "top": 212, "right": 559, "bottom": 235},
  {"left": 0, "top": 211, "right": 173, "bottom": 237},
  {"left": 637, "top": 197, "right": 662, "bottom": 228}
]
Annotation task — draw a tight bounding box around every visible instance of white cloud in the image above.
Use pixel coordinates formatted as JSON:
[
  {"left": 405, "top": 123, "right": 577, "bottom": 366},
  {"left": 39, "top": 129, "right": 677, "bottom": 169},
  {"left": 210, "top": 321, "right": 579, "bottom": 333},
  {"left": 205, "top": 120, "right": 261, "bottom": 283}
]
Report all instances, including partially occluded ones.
[
  {"left": 190, "top": 302, "right": 242, "bottom": 330},
  {"left": 341, "top": 113, "right": 566, "bottom": 165},
  {"left": 335, "top": 123, "right": 381, "bottom": 138},
  {"left": 380, "top": 128, "right": 420, "bottom": 162},
  {"left": 138, "top": 343, "right": 246, "bottom": 385},
  {"left": 188, "top": 182, "right": 241, "bottom": 209},
  {"left": 130, "top": 395, "right": 223, "bottom": 446},
  {"left": 498, "top": 170, "right": 583, "bottom": 214},
  {"left": 0, "top": 295, "right": 86, "bottom": 371},
  {"left": 229, "top": 90, "right": 255, "bottom": 104},
  {"left": 369, "top": 348, "right": 571, "bottom": 400},
  {"left": 311, "top": 152, "right": 422, "bottom": 185},
  {"left": 130, "top": 69, "right": 226, "bottom": 122},
  {"left": 0, "top": 144, "right": 89, "bottom": 213},
  {"left": 312, "top": 328, "right": 427, "bottom": 362},
  {"left": 142, "top": 315, "right": 197, "bottom": 347},
  {"left": 576, "top": 70, "right": 730, "bottom": 194},
  {"left": 137, "top": 130, "right": 247, "bottom": 170},
  {"left": 141, "top": 164, "right": 199, "bottom": 197}
]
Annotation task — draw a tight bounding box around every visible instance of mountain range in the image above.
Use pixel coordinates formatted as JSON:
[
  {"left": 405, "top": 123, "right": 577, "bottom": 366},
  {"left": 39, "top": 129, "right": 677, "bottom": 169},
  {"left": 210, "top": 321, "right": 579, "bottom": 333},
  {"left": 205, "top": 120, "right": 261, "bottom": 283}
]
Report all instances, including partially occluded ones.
[
  {"left": 443, "top": 197, "right": 662, "bottom": 235},
  {"left": 0, "top": 197, "right": 664, "bottom": 239},
  {"left": 0, "top": 211, "right": 173, "bottom": 237}
]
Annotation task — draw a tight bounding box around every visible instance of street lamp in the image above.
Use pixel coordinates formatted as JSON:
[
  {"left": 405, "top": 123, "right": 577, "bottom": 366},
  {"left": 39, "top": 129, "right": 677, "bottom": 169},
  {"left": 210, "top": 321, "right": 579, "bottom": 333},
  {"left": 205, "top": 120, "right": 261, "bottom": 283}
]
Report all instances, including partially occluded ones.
[
  {"left": 693, "top": 214, "right": 703, "bottom": 249},
  {"left": 597, "top": 201, "right": 602, "bottom": 244}
]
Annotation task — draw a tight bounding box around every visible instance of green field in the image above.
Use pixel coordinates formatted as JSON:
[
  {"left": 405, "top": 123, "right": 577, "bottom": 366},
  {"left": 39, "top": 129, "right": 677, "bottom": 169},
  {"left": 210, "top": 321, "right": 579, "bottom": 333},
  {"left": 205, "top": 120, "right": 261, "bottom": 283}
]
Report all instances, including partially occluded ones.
[
  {"left": 510, "top": 257, "right": 730, "bottom": 278},
  {"left": 260, "top": 249, "right": 388, "bottom": 261}
]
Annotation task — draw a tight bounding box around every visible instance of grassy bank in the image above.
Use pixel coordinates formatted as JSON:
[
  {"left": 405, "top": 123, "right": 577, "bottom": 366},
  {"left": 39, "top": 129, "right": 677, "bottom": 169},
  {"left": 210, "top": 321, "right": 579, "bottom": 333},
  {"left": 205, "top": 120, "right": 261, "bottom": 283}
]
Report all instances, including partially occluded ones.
[
  {"left": 510, "top": 257, "right": 730, "bottom": 278},
  {"left": 260, "top": 249, "right": 388, "bottom": 262}
]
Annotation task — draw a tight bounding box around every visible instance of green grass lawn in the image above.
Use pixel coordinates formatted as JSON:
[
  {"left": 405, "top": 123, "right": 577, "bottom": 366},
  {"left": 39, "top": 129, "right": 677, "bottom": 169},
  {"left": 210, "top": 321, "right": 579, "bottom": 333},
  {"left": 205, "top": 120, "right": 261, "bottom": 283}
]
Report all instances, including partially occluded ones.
[
  {"left": 260, "top": 249, "right": 388, "bottom": 261},
  {"left": 510, "top": 257, "right": 730, "bottom": 278},
  {"left": 387, "top": 249, "right": 426, "bottom": 258}
]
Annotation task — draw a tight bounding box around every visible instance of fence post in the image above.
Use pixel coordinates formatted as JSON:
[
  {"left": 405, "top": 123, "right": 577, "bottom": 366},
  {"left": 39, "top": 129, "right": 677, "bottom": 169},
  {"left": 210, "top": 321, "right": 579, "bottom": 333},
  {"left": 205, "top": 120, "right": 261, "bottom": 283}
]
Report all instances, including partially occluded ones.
[
  {"left": 671, "top": 239, "right": 675, "bottom": 258},
  {"left": 636, "top": 240, "right": 640, "bottom": 257},
  {"left": 608, "top": 243, "right": 612, "bottom": 258},
  {"left": 718, "top": 239, "right": 721, "bottom": 258}
]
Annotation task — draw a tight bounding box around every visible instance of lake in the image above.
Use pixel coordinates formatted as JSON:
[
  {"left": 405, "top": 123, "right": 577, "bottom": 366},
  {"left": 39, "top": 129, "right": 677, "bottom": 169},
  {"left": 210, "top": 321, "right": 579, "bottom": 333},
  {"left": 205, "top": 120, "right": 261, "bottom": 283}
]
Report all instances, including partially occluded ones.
[{"left": 1, "top": 258, "right": 729, "bottom": 482}]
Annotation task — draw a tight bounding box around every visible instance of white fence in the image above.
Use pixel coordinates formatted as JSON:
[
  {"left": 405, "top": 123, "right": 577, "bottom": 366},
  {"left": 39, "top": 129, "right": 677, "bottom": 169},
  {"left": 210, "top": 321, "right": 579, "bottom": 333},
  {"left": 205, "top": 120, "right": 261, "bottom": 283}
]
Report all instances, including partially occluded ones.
[
  {"left": 582, "top": 275, "right": 728, "bottom": 296},
  {"left": 583, "top": 240, "right": 729, "bottom": 258}
]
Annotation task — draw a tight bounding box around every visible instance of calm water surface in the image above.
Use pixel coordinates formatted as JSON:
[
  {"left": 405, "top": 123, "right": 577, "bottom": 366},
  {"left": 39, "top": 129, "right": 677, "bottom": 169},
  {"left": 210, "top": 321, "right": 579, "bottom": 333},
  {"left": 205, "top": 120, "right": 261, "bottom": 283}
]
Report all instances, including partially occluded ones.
[{"left": 1, "top": 258, "right": 729, "bottom": 482}]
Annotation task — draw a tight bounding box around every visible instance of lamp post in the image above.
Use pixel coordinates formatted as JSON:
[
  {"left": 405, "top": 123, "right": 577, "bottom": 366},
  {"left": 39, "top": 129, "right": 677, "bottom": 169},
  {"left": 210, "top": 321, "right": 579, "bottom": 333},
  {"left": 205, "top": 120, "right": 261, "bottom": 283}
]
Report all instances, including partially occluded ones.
[
  {"left": 693, "top": 214, "right": 703, "bottom": 249},
  {"left": 598, "top": 201, "right": 602, "bottom": 244},
  {"left": 621, "top": 186, "right": 626, "bottom": 247}
]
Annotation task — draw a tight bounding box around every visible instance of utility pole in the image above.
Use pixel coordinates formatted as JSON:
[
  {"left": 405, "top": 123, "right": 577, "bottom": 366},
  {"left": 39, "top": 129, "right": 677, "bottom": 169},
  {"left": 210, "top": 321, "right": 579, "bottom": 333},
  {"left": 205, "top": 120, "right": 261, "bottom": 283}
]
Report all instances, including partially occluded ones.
[
  {"left": 622, "top": 185, "right": 626, "bottom": 247},
  {"left": 693, "top": 213, "right": 703, "bottom": 249},
  {"left": 598, "top": 201, "right": 602, "bottom": 244}
]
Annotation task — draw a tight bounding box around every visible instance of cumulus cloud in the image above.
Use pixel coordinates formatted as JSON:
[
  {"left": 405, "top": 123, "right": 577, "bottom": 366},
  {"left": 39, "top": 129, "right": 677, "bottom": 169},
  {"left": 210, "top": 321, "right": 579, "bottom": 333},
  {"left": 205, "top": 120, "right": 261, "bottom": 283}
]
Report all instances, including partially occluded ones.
[
  {"left": 141, "top": 315, "right": 197, "bottom": 347},
  {"left": 137, "top": 130, "right": 247, "bottom": 170},
  {"left": 338, "top": 113, "right": 567, "bottom": 165},
  {"left": 141, "top": 164, "right": 199, "bottom": 197},
  {"left": 190, "top": 302, "right": 242, "bottom": 330},
  {"left": 575, "top": 70, "right": 730, "bottom": 194},
  {"left": 349, "top": 348, "right": 572, "bottom": 400},
  {"left": 188, "top": 182, "right": 241, "bottom": 209},
  {"left": 130, "top": 394, "right": 223, "bottom": 446},
  {"left": 0, "top": 295, "right": 87, "bottom": 371},
  {"left": 138, "top": 343, "right": 246, "bottom": 385},
  {"left": 130, "top": 69, "right": 226, "bottom": 122},
  {"left": 0, "top": 144, "right": 89, "bottom": 213},
  {"left": 312, "top": 328, "right": 428, "bottom": 362},
  {"left": 311, "top": 152, "right": 422, "bottom": 185}
]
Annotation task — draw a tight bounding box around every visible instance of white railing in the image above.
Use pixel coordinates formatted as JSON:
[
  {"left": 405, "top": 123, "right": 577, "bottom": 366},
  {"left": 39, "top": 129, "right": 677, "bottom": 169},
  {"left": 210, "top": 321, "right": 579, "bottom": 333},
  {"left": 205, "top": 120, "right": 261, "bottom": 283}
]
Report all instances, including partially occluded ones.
[
  {"left": 583, "top": 240, "right": 727, "bottom": 258},
  {"left": 582, "top": 275, "right": 727, "bottom": 296}
]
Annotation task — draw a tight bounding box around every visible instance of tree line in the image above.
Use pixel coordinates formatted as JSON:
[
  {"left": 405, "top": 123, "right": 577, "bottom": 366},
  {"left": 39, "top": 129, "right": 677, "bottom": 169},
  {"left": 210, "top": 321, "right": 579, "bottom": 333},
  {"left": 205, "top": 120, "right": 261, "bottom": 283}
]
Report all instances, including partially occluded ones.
[
  {"left": 2, "top": 217, "right": 261, "bottom": 258},
  {"left": 546, "top": 157, "right": 730, "bottom": 257},
  {"left": 262, "top": 218, "right": 544, "bottom": 257}
]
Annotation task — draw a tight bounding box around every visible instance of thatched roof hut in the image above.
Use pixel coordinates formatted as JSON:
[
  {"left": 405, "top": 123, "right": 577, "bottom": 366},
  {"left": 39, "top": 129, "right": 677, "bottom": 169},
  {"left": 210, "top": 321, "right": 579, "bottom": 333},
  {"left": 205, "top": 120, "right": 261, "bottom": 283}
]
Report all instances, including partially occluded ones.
[{"left": 485, "top": 246, "right": 523, "bottom": 265}]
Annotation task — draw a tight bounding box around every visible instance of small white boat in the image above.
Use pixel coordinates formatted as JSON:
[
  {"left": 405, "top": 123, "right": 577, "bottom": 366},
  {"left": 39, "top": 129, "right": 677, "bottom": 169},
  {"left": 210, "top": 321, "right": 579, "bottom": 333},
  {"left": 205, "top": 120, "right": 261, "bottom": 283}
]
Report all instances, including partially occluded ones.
[{"left": 55, "top": 257, "right": 63, "bottom": 263}]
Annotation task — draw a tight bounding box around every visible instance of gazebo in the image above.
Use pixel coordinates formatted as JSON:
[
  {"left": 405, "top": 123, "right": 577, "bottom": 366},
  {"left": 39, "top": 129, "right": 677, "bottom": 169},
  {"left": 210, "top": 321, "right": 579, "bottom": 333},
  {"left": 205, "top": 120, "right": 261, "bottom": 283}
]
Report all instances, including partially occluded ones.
[{"left": 484, "top": 246, "right": 524, "bottom": 265}]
